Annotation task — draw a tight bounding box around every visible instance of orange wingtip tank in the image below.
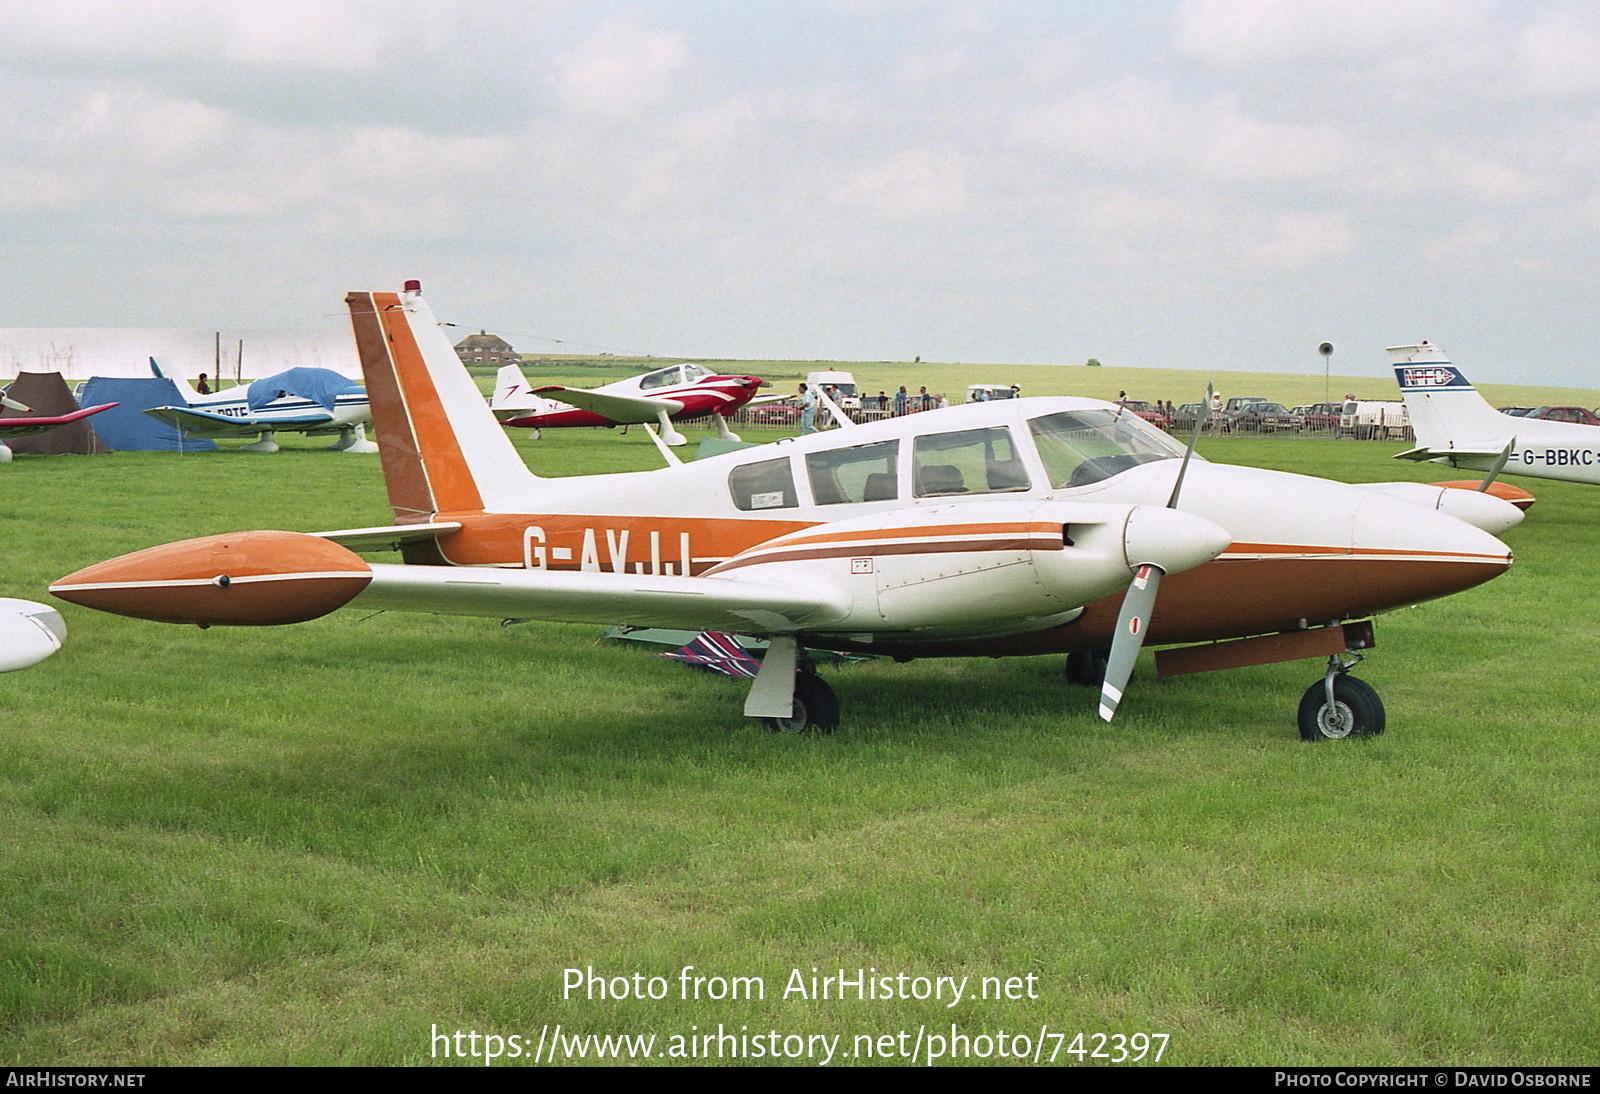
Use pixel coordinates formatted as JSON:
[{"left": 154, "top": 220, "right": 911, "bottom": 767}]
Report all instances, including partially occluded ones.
[
  {"left": 50, "top": 531, "right": 372, "bottom": 626},
  {"left": 1434, "top": 481, "right": 1536, "bottom": 511}
]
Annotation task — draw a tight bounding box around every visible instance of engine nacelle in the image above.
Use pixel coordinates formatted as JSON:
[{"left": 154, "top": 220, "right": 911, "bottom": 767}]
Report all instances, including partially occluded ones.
[
  {"left": 707, "top": 499, "right": 1228, "bottom": 638},
  {"left": 0, "top": 598, "right": 65, "bottom": 672}
]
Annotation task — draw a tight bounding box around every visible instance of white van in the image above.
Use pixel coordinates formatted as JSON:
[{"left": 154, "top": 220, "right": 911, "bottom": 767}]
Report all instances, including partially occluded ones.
[
  {"left": 1341, "top": 399, "right": 1410, "bottom": 440},
  {"left": 965, "top": 384, "right": 1020, "bottom": 402},
  {"left": 806, "top": 370, "right": 859, "bottom": 410}
]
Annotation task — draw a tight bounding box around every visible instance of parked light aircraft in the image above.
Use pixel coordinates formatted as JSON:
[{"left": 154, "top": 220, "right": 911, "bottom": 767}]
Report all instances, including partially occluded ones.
[
  {"left": 143, "top": 361, "right": 375, "bottom": 453},
  {"left": 0, "top": 399, "right": 116, "bottom": 462},
  {"left": 1392, "top": 342, "right": 1600, "bottom": 487},
  {"left": 51, "top": 284, "right": 1518, "bottom": 740},
  {"left": 491, "top": 361, "right": 765, "bottom": 446}
]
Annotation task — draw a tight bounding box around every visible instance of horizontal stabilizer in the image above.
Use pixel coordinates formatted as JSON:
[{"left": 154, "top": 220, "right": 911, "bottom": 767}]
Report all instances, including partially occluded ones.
[
  {"left": 145, "top": 405, "right": 334, "bottom": 436},
  {"left": 1393, "top": 443, "right": 1510, "bottom": 462},
  {"left": 531, "top": 386, "right": 685, "bottom": 424}
]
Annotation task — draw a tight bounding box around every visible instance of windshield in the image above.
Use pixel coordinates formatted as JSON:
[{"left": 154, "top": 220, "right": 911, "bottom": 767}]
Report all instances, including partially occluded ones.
[{"left": 1027, "top": 409, "right": 1187, "bottom": 488}]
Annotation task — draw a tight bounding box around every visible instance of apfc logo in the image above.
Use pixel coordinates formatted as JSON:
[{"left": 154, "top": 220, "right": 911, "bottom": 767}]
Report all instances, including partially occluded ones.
[{"left": 1398, "top": 366, "right": 1463, "bottom": 388}]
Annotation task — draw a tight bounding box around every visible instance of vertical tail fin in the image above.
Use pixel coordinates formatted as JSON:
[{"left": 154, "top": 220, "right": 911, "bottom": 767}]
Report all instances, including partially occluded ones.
[
  {"left": 490, "top": 363, "right": 542, "bottom": 411},
  {"left": 1389, "top": 343, "right": 1513, "bottom": 453},
  {"left": 346, "top": 283, "right": 541, "bottom": 528}
]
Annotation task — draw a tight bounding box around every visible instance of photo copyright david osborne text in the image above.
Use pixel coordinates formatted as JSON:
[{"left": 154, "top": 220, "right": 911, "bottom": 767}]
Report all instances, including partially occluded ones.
[{"left": 428, "top": 966, "right": 1172, "bottom": 1065}]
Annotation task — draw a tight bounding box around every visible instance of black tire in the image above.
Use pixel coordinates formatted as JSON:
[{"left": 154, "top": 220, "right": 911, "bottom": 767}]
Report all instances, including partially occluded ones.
[
  {"left": 1064, "top": 648, "right": 1110, "bottom": 687},
  {"left": 762, "top": 672, "right": 839, "bottom": 734},
  {"left": 1297, "top": 675, "right": 1385, "bottom": 741}
]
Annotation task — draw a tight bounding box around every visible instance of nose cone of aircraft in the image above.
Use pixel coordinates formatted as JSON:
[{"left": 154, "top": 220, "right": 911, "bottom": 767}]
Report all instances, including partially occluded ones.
[
  {"left": 51, "top": 531, "right": 372, "bottom": 626},
  {"left": 1121, "top": 505, "right": 1231, "bottom": 577},
  {"left": 0, "top": 598, "right": 64, "bottom": 672},
  {"left": 1430, "top": 487, "right": 1524, "bottom": 536}
]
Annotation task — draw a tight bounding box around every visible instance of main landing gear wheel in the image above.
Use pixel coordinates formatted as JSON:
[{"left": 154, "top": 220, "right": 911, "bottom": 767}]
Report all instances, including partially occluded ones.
[
  {"left": 1297, "top": 674, "right": 1385, "bottom": 742},
  {"left": 762, "top": 672, "right": 839, "bottom": 735},
  {"left": 1064, "top": 649, "right": 1110, "bottom": 687}
]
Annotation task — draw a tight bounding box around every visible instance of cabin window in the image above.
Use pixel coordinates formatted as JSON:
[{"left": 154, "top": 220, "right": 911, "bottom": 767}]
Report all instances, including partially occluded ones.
[
  {"left": 805, "top": 440, "right": 899, "bottom": 505},
  {"left": 638, "top": 366, "right": 682, "bottom": 391},
  {"left": 913, "top": 426, "right": 1030, "bottom": 497},
  {"left": 729, "top": 457, "right": 798, "bottom": 511},
  {"left": 1028, "top": 409, "right": 1186, "bottom": 488}
]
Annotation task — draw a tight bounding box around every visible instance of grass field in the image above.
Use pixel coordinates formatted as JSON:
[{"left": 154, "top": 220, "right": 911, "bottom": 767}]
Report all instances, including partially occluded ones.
[{"left": 2, "top": 425, "right": 1598, "bottom": 1067}]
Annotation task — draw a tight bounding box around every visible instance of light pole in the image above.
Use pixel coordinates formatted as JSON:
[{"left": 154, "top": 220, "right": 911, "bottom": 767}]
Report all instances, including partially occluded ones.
[{"left": 1318, "top": 342, "right": 1333, "bottom": 404}]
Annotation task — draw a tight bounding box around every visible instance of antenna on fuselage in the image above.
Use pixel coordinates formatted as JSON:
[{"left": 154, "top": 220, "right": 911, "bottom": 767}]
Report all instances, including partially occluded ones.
[{"left": 814, "top": 386, "right": 855, "bottom": 431}]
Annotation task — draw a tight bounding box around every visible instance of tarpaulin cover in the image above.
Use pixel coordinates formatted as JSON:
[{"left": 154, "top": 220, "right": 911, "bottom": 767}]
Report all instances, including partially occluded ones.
[
  {"left": 246, "top": 367, "right": 353, "bottom": 413},
  {"left": 0, "top": 372, "right": 108, "bottom": 454},
  {"left": 659, "top": 631, "right": 763, "bottom": 679},
  {"left": 78, "top": 377, "right": 217, "bottom": 451}
]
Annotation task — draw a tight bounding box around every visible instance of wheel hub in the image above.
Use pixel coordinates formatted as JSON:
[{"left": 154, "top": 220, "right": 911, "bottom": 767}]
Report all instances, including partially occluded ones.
[{"left": 1317, "top": 700, "right": 1355, "bottom": 739}]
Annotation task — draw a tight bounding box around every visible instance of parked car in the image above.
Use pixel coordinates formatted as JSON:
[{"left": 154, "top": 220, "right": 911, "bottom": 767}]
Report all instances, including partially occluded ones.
[
  {"left": 1116, "top": 399, "right": 1171, "bottom": 429},
  {"left": 746, "top": 399, "right": 800, "bottom": 425},
  {"left": 1291, "top": 402, "right": 1343, "bottom": 431},
  {"left": 1237, "top": 401, "right": 1301, "bottom": 433},
  {"left": 1496, "top": 407, "right": 1534, "bottom": 417},
  {"left": 1219, "top": 396, "right": 1300, "bottom": 433},
  {"left": 1521, "top": 406, "right": 1600, "bottom": 426},
  {"left": 1172, "top": 402, "right": 1207, "bottom": 431}
]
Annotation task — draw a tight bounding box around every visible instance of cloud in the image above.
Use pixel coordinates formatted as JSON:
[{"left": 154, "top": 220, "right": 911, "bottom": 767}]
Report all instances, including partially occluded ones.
[
  {"left": 550, "top": 9, "right": 688, "bottom": 117},
  {"left": 829, "top": 146, "right": 973, "bottom": 218},
  {"left": 1174, "top": 0, "right": 1484, "bottom": 68},
  {"left": 1009, "top": 76, "right": 1364, "bottom": 186},
  {"left": 1245, "top": 210, "right": 1353, "bottom": 271}
]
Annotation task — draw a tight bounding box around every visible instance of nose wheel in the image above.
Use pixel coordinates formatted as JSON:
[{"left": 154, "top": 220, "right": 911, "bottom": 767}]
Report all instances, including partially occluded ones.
[{"left": 1298, "top": 656, "right": 1385, "bottom": 741}]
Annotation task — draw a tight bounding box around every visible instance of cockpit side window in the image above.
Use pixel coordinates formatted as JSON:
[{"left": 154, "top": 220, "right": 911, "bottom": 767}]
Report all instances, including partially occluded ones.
[
  {"left": 682, "top": 364, "right": 712, "bottom": 382},
  {"left": 638, "top": 366, "right": 682, "bottom": 391},
  {"left": 804, "top": 440, "right": 899, "bottom": 505},
  {"left": 912, "top": 426, "right": 1030, "bottom": 497},
  {"left": 1027, "top": 409, "right": 1187, "bottom": 488},
  {"left": 729, "top": 456, "right": 798, "bottom": 511}
]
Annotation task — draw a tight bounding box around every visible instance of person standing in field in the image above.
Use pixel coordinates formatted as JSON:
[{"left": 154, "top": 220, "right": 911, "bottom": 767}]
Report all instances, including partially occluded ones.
[
  {"left": 895, "top": 386, "right": 907, "bottom": 416},
  {"left": 798, "top": 383, "right": 817, "bottom": 435}
]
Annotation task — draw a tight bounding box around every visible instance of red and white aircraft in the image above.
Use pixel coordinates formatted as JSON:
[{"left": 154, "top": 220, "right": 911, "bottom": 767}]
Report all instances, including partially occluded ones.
[
  {"left": 51, "top": 284, "right": 1517, "bottom": 740},
  {"left": 491, "top": 361, "right": 766, "bottom": 446},
  {"left": 0, "top": 395, "right": 116, "bottom": 463}
]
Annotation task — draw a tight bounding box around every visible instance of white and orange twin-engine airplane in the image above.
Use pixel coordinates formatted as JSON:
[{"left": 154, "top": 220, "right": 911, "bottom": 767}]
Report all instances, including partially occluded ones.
[
  {"left": 491, "top": 359, "right": 765, "bottom": 446},
  {"left": 51, "top": 284, "right": 1519, "bottom": 740}
]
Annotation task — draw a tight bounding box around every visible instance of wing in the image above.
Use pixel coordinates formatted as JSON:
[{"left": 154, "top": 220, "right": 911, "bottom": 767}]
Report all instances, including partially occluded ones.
[
  {"left": 531, "top": 386, "right": 685, "bottom": 424},
  {"left": 353, "top": 563, "right": 842, "bottom": 631},
  {"left": 50, "top": 529, "right": 847, "bottom": 633},
  {"left": 144, "top": 405, "right": 335, "bottom": 437},
  {"left": 0, "top": 403, "right": 116, "bottom": 438}
]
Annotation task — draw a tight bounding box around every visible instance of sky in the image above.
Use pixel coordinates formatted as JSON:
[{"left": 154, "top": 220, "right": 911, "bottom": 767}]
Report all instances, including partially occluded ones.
[{"left": 4, "top": 0, "right": 1600, "bottom": 386}]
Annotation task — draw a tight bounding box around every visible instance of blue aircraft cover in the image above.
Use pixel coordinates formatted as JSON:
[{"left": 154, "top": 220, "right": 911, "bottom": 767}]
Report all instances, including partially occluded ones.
[
  {"left": 78, "top": 377, "right": 217, "bottom": 451},
  {"left": 246, "top": 368, "right": 355, "bottom": 414}
]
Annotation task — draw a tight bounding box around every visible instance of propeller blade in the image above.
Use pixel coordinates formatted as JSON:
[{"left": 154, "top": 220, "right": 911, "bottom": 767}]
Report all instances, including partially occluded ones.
[
  {"left": 1479, "top": 437, "right": 1515, "bottom": 492},
  {"left": 1098, "top": 563, "right": 1162, "bottom": 721}
]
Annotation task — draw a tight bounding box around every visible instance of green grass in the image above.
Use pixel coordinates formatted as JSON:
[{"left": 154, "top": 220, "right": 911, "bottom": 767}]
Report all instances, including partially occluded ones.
[{"left": 1, "top": 430, "right": 1597, "bottom": 1066}]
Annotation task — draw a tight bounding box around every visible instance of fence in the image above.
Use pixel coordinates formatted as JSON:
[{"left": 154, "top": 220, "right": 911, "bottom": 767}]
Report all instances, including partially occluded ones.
[{"left": 724, "top": 402, "right": 1415, "bottom": 442}]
